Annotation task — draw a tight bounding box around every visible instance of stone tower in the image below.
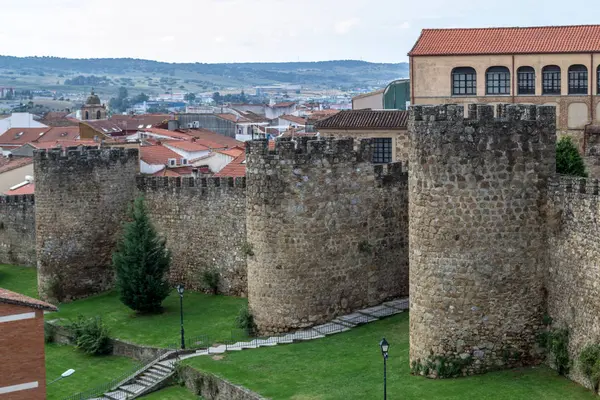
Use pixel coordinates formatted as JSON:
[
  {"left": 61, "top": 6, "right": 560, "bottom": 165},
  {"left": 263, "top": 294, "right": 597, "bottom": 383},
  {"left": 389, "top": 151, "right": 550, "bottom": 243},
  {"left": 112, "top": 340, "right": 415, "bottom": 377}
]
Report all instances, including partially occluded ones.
[
  {"left": 408, "top": 104, "right": 556, "bottom": 375},
  {"left": 35, "top": 147, "right": 138, "bottom": 301},
  {"left": 81, "top": 89, "right": 107, "bottom": 120},
  {"left": 246, "top": 137, "right": 409, "bottom": 334}
]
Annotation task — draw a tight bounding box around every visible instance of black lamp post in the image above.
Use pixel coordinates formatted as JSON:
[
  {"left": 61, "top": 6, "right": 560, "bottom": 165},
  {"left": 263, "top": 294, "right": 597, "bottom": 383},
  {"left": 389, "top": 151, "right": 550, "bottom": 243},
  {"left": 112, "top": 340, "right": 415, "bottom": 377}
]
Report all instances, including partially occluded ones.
[
  {"left": 177, "top": 285, "right": 185, "bottom": 350},
  {"left": 379, "top": 338, "right": 389, "bottom": 400}
]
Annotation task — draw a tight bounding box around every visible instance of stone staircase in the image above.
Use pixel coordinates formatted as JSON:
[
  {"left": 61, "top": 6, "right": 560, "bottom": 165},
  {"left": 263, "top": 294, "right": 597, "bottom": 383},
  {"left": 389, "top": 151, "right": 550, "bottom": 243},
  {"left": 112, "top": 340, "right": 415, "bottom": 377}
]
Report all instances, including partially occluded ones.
[{"left": 88, "top": 353, "right": 177, "bottom": 400}]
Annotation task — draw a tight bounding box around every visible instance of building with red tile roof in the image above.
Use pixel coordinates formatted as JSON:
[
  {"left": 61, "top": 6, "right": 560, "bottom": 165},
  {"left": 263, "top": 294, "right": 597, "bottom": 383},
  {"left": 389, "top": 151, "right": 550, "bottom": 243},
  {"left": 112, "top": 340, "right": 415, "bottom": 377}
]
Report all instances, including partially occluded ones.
[
  {"left": 0, "top": 288, "right": 56, "bottom": 400},
  {"left": 0, "top": 156, "right": 34, "bottom": 193},
  {"left": 5, "top": 182, "right": 34, "bottom": 195},
  {"left": 36, "top": 126, "right": 80, "bottom": 143},
  {"left": 213, "top": 153, "right": 246, "bottom": 177},
  {"left": 278, "top": 115, "right": 306, "bottom": 126},
  {"left": 409, "top": 24, "right": 600, "bottom": 154},
  {"left": 0, "top": 128, "right": 49, "bottom": 149}
]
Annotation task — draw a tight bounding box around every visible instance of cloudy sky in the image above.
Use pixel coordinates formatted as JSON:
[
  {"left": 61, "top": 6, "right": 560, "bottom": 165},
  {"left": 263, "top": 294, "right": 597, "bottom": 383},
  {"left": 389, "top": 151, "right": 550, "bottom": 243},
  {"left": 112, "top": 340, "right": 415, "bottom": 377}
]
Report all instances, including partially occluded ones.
[{"left": 2, "top": 0, "right": 600, "bottom": 63}]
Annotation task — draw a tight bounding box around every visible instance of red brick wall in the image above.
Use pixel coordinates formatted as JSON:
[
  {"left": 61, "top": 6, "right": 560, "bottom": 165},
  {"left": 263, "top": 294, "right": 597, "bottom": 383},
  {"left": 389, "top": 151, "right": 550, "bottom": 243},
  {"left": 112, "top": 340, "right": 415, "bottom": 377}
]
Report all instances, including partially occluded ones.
[{"left": 0, "top": 303, "right": 46, "bottom": 400}]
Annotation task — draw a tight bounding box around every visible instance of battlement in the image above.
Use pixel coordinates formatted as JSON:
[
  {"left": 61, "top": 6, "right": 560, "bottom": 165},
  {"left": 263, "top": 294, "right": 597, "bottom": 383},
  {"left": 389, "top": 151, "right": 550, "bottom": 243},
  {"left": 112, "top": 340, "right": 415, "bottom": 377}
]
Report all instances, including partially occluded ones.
[
  {"left": 136, "top": 175, "right": 246, "bottom": 192},
  {"left": 0, "top": 194, "right": 35, "bottom": 205},
  {"left": 33, "top": 146, "right": 139, "bottom": 164},
  {"left": 410, "top": 103, "right": 556, "bottom": 125},
  {"left": 374, "top": 162, "right": 408, "bottom": 185},
  {"left": 552, "top": 175, "right": 600, "bottom": 196},
  {"left": 246, "top": 137, "right": 374, "bottom": 164}
]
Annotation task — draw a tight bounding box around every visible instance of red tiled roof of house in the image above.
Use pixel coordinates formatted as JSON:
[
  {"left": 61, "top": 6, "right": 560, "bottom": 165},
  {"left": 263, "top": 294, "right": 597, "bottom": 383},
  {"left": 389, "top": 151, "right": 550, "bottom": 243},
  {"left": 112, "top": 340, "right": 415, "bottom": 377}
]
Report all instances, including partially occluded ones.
[
  {"left": 215, "top": 147, "right": 244, "bottom": 158},
  {"left": 110, "top": 114, "right": 173, "bottom": 131},
  {"left": 0, "top": 128, "right": 49, "bottom": 147},
  {"left": 216, "top": 114, "right": 252, "bottom": 123},
  {"left": 81, "top": 120, "right": 124, "bottom": 136},
  {"left": 140, "top": 145, "right": 182, "bottom": 166},
  {"left": 143, "top": 128, "right": 191, "bottom": 140},
  {"left": 30, "top": 140, "right": 97, "bottom": 150},
  {"left": 152, "top": 166, "right": 196, "bottom": 177},
  {"left": 271, "top": 101, "right": 296, "bottom": 108},
  {"left": 36, "top": 126, "right": 80, "bottom": 143},
  {"left": 184, "top": 130, "right": 244, "bottom": 149},
  {"left": 315, "top": 110, "right": 409, "bottom": 130},
  {"left": 39, "top": 111, "right": 78, "bottom": 127},
  {"left": 409, "top": 25, "right": 600, "bottom": 56},
  {"left": 164, "top": 140, "right": 210, "bottom": 152},
  {"left": 0, "top": 288, "right": 57, "bottom": 311},
  {"left": 238, "top": 111, "right": 271, "bottom": 123},
  {"left": 5, "top": 182, "right": 34, "bottom": 195},
  {"left": 214, "top": 153, "right": 246, "bottom": 177},
  {"left": 0, "top": 156, "right": 33, "bottom": 174},
  {"left": 279, "top": 115, "right": 306, "bottom": 125}
]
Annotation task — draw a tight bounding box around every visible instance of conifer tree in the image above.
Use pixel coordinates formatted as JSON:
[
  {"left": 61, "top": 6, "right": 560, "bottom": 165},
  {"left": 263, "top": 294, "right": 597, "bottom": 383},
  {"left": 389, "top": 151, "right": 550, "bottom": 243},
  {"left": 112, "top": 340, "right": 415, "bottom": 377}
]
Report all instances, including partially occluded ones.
[
  {"left": 556, "top": 136, "right": 587, "bottom": 177},
  {"left": 113, "top": 197, "right": 171, "bottom": 313}
]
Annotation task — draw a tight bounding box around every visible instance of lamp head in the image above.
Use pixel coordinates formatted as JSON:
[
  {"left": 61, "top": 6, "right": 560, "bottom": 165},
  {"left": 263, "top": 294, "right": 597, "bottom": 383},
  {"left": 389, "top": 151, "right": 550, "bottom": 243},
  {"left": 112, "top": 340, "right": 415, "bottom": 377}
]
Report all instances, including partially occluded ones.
[
  {"left": 379, "top": 338, "right": 389, "bottom": 357},
  {"left": 177, "top": 285, "right": 184, "bottom": 296},
  {"left": 61, "top": 369, "right": 75, "bottom": 378}
]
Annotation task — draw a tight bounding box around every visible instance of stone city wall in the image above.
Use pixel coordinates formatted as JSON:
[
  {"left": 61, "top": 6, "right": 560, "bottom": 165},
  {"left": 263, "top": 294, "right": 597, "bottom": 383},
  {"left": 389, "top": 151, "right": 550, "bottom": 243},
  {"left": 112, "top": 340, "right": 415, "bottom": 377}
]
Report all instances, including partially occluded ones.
[
  {"left": 0, "top": 195, "right": 35, "bottom": 266},
  {"left": 34, "top": 147, "right": 139, "bottom": 302},
  {"left": 246, "top": 137, "right": 409, "bottom": 334},
  {"left": 547, "top": 176, "right": 600, "bottom": 390},
  {"left": 137, "top": 176, "right": 248, "bottom": 296},
  {"left": 409, "top": 104, "right": 556, "bottom": 375}
]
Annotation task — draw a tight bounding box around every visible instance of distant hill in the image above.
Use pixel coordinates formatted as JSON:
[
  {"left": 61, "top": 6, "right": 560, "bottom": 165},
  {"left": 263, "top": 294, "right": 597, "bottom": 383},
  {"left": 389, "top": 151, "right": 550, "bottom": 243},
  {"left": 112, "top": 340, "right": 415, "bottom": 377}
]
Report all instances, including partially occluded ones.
[{"left": 0, "top": 56, "right": 409, "bottom": 96}]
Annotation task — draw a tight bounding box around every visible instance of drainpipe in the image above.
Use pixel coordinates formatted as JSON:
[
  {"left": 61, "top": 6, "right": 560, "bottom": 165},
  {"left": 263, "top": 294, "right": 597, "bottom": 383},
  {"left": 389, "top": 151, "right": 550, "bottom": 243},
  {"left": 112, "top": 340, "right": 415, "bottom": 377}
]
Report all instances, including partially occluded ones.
[
  {"left": 512, "top": 55, "right": 515, "bottom": 104},
  {"left": 584, "top": 53, "right": 594, "bottom": 156}
]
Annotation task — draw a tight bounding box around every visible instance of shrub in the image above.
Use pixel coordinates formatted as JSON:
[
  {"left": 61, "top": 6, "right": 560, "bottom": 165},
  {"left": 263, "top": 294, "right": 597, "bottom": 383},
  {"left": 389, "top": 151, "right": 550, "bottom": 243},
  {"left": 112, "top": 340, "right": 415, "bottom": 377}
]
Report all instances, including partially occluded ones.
[
  {"left": 579, "top": 344, "right": 600, "bottom": 391},
  {"left": 68, "top": 315, "right": 112, "bottom": 355},
  {"left": 236, "top": 305, "right": 257, "bottom": 336},
  {"left": 201, "top": 268, "right": 220, "bottom": 295},
  {"left": 44, "top": 321, "right": 55, "bottom": 344},
  {"left": 539, "top": 327, "right": 570, "bottom": 376},
  {"left": 113, "top": 197, "right": 171, "bottom": 313},
  {"left": 557, "top": 137, "right": 587, "bottom": 177},
  {"left": 411, "top": 354, "right": 472, "bottom": 378}
]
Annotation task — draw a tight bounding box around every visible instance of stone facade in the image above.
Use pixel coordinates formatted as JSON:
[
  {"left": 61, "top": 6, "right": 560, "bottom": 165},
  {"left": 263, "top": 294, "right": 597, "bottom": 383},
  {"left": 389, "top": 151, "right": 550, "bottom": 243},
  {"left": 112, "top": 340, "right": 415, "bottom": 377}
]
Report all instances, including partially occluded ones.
[
  {"left": 0, "top": 195, "right": 35, "bottom": 266},
  {"left": 408, "top": 104, "right": 556, "bottom": 374},
  {"left": 547, "top": 176, "right": 600, "bottom": 389},
  {"left": 137, "top": 176, "right": 247, "bottom": 296},
  {"left": 35, "top": 147, "right": 139, "bottom": 301},
  {"left": 246, "top": 137, "right": 409, "bottom": 334}
]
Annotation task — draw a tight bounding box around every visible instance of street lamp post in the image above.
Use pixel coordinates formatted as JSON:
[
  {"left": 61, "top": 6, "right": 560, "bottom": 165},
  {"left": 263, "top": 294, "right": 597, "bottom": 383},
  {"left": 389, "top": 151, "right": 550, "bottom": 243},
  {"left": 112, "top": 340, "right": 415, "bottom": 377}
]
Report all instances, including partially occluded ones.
[
  {"left": 48, "top": 369, "right": 75, "bottom": 385},
  {"left": 379, "top": 338, "right": 389, "bottom": 400},
  {"left": 177, "top": 285, "right": 185, "bottom": 350}
]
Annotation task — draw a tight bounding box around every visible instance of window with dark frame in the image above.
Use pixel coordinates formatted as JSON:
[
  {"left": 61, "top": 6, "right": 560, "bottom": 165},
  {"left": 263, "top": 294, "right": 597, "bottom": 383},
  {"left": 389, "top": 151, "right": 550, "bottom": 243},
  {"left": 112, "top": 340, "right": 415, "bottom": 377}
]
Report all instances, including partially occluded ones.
[
  {"left": 517, "top": 66, "right": 535, "bottom": 95},
  {"left": 598, "top": 66, "right": 600, "bottom": 94},
  {"left": 542, "top": 66, "right": 561, "bottom": 95},
  {"left": 373, "top": 138, "right": 392, "bottom": 164},
  {"left": 452, "top": 67, "right": 476, "bottom": 96},
  {"left": 568, "top": 65, "right": 588, "bottom": 95},
  {"left": 486, "top": 66, "right": 510, "bottom": 95}
]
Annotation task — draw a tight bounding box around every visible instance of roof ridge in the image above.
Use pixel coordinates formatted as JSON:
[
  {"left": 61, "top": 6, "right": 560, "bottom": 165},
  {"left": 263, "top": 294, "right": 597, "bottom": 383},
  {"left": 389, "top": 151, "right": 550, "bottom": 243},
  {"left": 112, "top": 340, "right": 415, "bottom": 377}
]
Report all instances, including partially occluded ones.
[{"left": 421, "top": 24, "right": 600, "bottom": 32}]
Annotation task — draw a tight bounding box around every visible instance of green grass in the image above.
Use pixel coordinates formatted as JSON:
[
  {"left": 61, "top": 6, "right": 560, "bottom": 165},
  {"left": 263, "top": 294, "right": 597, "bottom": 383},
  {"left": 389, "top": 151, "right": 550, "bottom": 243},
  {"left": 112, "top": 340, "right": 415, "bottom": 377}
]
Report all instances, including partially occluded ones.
[
  {"left": 140, "top": 386, "right": 201, "bottom": 399},
  {"left": 186, "top": 313, "right": 596, "bottom": 400},
  {"left": 0, "top": 264, "right": 38, "bottom": 298},
  {"left": 51, "top": 290, "right": 247, "bottom": 348},
  {"left": 46, "top": 344, "right": 138, "bottom": 400}
]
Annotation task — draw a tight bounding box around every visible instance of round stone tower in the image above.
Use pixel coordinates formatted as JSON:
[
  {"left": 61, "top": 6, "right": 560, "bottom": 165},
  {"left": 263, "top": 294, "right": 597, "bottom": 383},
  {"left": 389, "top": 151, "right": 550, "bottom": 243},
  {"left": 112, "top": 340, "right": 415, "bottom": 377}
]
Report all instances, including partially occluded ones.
[{"left": 408, "top": 104, "right": 556, "bottom": 375}]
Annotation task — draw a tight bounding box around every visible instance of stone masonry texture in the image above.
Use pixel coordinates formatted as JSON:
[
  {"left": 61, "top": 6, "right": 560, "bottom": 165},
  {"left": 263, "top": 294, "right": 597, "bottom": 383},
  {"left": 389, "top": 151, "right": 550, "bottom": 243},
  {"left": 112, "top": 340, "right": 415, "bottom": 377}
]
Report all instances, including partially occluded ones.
[
  {"left": 34, "top": 147, "right": 139, "bottom": 302},
  {"left": 408, "top": 104, "right": 556, "bottom": 374},
  {"left": 0, "top": 195, "right": 35, "bottom": 266},
  {"left": 137, "top": 176, "right": 247, "bottom": 296},
  {"left": 246, "top": 137, "right": 409, "bottom": 334}
]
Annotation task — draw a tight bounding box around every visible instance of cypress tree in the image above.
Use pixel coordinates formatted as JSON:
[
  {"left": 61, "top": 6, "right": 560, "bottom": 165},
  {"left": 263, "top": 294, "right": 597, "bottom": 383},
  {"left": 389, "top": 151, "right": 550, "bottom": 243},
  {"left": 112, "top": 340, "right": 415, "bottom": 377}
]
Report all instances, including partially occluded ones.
[
  {"left": 113, "top": 197, "right": 171, "bottom": 313},
  {"left": 556, "top": 136, "right": 588, "bottom": 177}
]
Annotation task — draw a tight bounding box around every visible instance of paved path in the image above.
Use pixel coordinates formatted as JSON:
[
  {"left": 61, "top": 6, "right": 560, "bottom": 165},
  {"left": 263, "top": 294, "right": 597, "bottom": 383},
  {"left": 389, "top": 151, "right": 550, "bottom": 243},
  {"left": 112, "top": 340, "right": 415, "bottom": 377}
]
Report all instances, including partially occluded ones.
[{"left": 180, "top": 298, "right": 409, "bottom": 361}]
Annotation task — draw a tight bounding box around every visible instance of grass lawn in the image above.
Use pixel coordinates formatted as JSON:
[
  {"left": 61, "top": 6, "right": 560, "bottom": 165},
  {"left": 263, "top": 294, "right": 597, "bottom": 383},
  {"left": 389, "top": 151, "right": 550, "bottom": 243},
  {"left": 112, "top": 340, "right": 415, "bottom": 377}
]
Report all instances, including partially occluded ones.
[
  {"left": 0, "top": 264, "right": 38, "bottom": 298},
  {"left": 46, "top": 344, "right": 139, "bottom": 400},
  {"left": 186, "top": 313, "right": 596, "bottom": 400},
  {"left": 51, "top": 290, "right": 248, "bottom": 348},
  {"left": 140, "top": 386, "right": 201, "bottom": 399}
]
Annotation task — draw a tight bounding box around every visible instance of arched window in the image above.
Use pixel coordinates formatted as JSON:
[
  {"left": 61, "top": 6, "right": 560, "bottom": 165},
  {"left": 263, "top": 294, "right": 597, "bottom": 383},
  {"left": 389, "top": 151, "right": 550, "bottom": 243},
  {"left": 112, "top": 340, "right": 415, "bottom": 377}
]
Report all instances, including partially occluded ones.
[
  {"left": 486, "top": 66, "right": 510, "bottom": 95},
  {"left": 451, "top": 67, "right": 476, "bottom": 96},
  {"left": 85, "top": 111, "right": 89, "bottom": 120},
  {"left": 542, "top": 65, "right": 561, "bottom": 95},
  {"left": 96, "top": 110, "right": 102, "bottom": 119},
  {"left": 597, "top": 66, "right": 600, "bottom": 94},
  {"left": 569, "top": 65, "right": 588, "bottom": 95},
  {"left": 517, "top": 66, "right": 535, "bottom": 95}
]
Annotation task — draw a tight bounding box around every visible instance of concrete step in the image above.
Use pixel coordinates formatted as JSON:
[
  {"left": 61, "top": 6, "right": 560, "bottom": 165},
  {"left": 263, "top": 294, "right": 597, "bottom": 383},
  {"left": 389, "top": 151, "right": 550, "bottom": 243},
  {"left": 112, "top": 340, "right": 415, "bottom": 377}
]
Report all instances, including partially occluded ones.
[
  {"left": 119, "top": 384, "right": 146, "bottom": 395},
  {"left": 104, "top": 390, "right": 129, "bottom": 400},
  {"left": 152, "top": 364, "right": 173, "bottom": 374},
  {"left": 136, "top": 376, "right": 158, "bottom": 387},
  {"left": 142, "top": 371, "right": 165, "bottom": 381}
]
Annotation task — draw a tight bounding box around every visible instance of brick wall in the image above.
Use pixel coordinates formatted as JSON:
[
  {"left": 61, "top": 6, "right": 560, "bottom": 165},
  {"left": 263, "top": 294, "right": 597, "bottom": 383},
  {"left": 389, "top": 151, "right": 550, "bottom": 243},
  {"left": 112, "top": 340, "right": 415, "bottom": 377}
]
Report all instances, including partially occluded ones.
[
  {"left": 0, "top": 304, "right": 46, "bottom": 400},
  {"left": 408, "top": 104, "right": 556, "bottom": 374},
  {"left": 0, "top": 195, "right": 35, "bottom": 266},
  {"left": 34, "top": 147, "right": 139, "bottom": 302},
  {"left": 137, "top": 176, "right": 247, "bottom": 296},
  {"left": 246, "top": 138, "right": 409, "bottom": 334}
]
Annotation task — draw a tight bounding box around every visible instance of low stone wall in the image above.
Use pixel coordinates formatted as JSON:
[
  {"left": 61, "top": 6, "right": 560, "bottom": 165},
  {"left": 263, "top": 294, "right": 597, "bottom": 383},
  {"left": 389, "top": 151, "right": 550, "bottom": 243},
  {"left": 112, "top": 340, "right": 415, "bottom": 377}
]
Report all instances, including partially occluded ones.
[
  {"left": 179, "top": 365, "right": 267, "bottom": 400},
  {"left": 46, "top": 321, "right": 165, "bottom": 362},
  {"left": 0, "top": 195, "right": 35, "bottom": 266}
]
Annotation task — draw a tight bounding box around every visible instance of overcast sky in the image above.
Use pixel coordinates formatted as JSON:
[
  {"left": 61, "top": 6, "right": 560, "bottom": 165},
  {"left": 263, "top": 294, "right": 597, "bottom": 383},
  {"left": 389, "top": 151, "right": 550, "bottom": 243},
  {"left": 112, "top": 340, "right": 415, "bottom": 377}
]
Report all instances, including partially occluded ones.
[{"left": 2, "top": 0, "right": 600, "bottom": 64}]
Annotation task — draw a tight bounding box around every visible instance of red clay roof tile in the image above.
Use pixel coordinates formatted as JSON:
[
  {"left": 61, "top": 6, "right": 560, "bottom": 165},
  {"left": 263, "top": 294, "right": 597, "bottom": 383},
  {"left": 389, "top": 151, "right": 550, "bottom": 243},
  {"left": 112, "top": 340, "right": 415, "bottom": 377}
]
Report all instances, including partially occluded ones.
[
  {"left": 409, "top": 25, "right": 600, "bottom": 56},
  {"left": 0, "top": 288, "right": 57, "bottom": 311},
  {"left": 214, "top": 153, "right": 246, "bottom": 177}
]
